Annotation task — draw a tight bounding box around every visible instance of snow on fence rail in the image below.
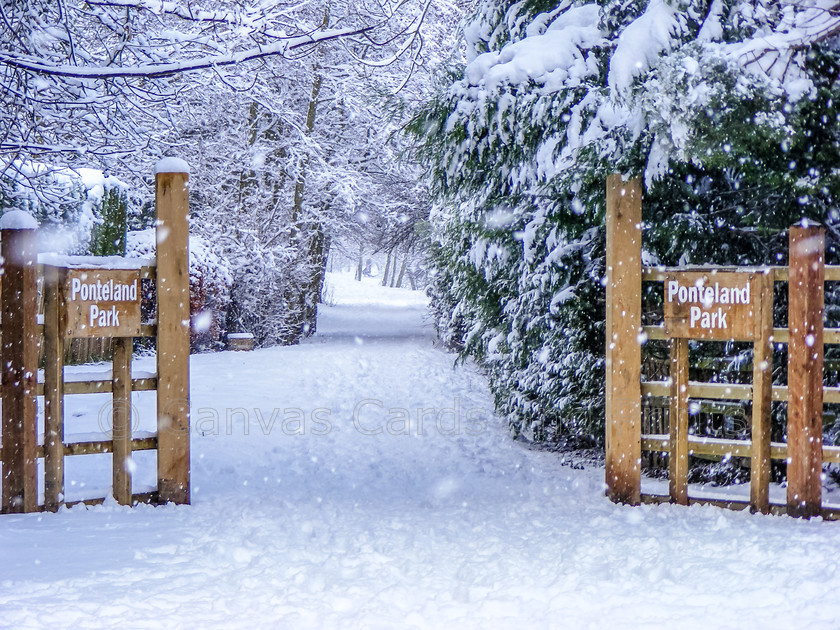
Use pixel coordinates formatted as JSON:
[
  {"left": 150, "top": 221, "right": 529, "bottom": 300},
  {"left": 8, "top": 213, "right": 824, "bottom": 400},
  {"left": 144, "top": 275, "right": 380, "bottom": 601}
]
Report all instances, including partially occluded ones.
[
  {"left": 0, "top": 164, "right": 191, "bottom": 514},
  {"left": 605, "top": 173, "right": 838, "bottom": 520}
]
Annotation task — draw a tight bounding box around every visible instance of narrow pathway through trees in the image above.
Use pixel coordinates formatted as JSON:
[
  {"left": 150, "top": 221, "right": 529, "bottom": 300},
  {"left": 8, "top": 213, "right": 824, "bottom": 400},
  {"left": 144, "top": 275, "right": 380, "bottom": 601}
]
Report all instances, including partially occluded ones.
[{"left": 1, "top": 273, "right": 840, "bottom": 628}]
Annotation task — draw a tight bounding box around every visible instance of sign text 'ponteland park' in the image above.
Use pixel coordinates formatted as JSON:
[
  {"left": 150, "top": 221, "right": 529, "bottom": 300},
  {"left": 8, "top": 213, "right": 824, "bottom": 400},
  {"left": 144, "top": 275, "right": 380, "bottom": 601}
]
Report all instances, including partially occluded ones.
[
  {"left": 61, "top": 269, "right": 142, "bottom": 337},
  {"left": 663, "top": 271, "right": 761, "bottom": 340}
]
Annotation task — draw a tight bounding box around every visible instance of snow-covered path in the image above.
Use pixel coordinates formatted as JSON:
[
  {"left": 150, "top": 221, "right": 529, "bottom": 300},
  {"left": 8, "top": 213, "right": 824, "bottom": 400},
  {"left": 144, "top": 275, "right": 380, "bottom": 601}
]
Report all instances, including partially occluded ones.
[{"left": 2, "top": 273, "right": 840, "bottom": 629}]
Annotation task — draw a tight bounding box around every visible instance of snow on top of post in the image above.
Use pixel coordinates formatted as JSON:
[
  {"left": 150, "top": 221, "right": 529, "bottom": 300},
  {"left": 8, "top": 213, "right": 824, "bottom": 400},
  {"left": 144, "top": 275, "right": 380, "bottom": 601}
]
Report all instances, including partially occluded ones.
[
  {"left": 155, "top": 157, "right": 190, "bottom": 175},
  {"left": 0, "top": 210, "right": 38, "bottom": 230}
]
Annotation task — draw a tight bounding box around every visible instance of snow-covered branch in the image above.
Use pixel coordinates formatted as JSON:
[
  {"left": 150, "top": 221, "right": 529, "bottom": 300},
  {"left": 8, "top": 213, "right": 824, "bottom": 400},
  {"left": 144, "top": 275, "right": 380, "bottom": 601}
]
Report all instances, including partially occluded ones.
[{"left": 0, "top": 27, "right": 370, "bottom": 79}]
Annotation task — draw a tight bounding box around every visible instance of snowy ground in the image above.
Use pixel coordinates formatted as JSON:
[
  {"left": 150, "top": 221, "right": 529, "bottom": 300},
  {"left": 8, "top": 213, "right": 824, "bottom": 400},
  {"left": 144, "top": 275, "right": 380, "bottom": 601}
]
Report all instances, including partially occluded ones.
[{"left": 2, "top": 272, "right": 840, "bottom": 629}]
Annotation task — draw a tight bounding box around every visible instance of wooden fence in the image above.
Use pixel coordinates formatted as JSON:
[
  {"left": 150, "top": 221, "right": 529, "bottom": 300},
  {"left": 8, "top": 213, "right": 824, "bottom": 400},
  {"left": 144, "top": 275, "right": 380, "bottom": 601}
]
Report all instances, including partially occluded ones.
[
  {"left": 0, "top": 164, "right": 191, "bottom": 513},
  {"left": 605, "top": 173, "right": 837, "bottom": 519}
]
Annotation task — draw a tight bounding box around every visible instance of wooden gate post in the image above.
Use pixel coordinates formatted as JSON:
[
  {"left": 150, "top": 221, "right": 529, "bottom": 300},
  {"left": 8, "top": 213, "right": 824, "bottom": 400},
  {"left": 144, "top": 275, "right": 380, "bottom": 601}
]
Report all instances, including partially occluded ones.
[
  {"left": 668, "top": 337, "right": 689, "bottom": 505},
  {"left": 155, "top": 160, "right": 191, "bottom": 504},
  {"left": 1, "top": 211, "right": 39, "bottom": 513},
  {"left": 605, "top": 174, "right": 642, "bottom": 505},
  {"left": 751, "top": 272, "right": 774, "bottom": 514},
  {"left": 43, "top": 265, "right": 65, "bottom": 511},
  {"left": 787, "top": 224, "right": 825, "bottom": 518}
]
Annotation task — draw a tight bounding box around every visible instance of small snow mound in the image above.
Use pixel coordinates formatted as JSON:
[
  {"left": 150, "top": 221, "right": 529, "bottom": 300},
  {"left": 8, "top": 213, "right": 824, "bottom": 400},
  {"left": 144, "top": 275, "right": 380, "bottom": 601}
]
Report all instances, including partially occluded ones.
[
  {"left": 155, "top": 157, "right": 190, "bottom": 175},
  {"left": 0, "top": 210, "right": 38, "bottom": 230}
]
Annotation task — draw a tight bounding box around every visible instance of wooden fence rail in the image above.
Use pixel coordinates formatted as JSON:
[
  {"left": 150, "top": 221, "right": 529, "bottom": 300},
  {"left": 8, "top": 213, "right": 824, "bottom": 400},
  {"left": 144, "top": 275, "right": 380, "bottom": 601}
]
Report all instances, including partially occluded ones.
[
  {"left": 0, "top": 162, "right": 190, "bottom": 514},
  {"left": 605, "top": 173, "right": 837, "bottom": 519}
]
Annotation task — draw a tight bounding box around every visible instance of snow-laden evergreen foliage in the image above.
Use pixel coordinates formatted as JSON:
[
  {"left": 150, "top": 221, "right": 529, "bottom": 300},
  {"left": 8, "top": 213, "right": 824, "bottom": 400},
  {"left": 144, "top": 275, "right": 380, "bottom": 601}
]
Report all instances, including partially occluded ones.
[{"left": 414, "top": 0, "right": 840, "bottom": 443}]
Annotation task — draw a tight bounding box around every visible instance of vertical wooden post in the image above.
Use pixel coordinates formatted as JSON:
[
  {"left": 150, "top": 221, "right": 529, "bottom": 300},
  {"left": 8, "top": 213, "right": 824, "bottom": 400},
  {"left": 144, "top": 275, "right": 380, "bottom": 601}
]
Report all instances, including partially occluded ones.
[
  {"left": 112, "top": 337, "right": 133, "bottom": 505},
  {"left": 751, "top": 272, "right": 774, "bottom": 514},
  {"left": 605, "top": 174, "right": 642, "bottom": 505},
  {"left": 43, "top": 265, "right": 65, "bottom": 511},
  {"left": 787, "top": 225, "right": 824, "bottom": 518},
  {"left": 155, "top": 161, "right": 191, "bottom": 504},
  {"left": 1, "top": 212, "right": 39, "bottom": 513},
  {"left": 668, "top": 338, "right": 689, "bottom": 505}
]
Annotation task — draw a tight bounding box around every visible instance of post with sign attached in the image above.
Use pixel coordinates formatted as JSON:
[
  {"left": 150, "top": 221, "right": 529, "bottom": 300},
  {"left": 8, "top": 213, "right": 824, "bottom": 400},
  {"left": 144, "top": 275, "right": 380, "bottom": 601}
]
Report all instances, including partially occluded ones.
[
  {"left": 155, "top": 160, "right": 191, "bottom": 504},
  {"left": 1, "top": 211, "right": 39, "bottom": 513}
]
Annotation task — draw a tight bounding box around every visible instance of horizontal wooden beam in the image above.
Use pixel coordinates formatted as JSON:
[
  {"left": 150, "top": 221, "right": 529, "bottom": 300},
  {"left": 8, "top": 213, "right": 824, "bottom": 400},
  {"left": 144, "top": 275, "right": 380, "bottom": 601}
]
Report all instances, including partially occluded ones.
[
  {"left": 0, "top": 491, "right": 159, "bottom": 514},
  {"left": 62, "top": 491, "right": 158, "bottom": 509},
  {"left": 642, "top": 325, "right": 840, "bottom": 345},
  {"left": 640, "top": 493, "right": 840, "bottom": 520},
  {"left": 641, "top": 266, "right": 840, "bottom": 282},
  {"left": 35, "top": 377, "right": 157, "bottom": 397},
  {"left": 642, "top": 380, "right": 840, "bottom": 404},
  {"left": 35, "top": 436, "right": 157, "bottom": 459},
  {"left": 641, "top": 435, "right": 840, "bottom": 463}
]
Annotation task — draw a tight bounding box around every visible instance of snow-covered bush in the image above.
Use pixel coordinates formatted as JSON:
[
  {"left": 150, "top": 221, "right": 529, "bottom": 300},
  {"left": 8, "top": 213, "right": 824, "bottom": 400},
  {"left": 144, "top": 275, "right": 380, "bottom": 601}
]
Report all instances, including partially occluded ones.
[
  {"left": 127, "top": 229, "right": 233, "bottom": 352},
  {"left": 414, "top": 1, "right": 840, "bottom": 444},
  {"left": 0, "top": 161, "right": 130, "bottom": 254}
]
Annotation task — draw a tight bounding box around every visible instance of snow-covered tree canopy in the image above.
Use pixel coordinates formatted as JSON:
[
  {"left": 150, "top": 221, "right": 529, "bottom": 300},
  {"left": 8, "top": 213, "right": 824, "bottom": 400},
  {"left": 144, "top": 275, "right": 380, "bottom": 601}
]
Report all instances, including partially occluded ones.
[
  {"left": 0, "top": 0, "right": 439, "bottom": 161},
  {"left": 414, "top": 0, "right": 840, "bottom": 443}
]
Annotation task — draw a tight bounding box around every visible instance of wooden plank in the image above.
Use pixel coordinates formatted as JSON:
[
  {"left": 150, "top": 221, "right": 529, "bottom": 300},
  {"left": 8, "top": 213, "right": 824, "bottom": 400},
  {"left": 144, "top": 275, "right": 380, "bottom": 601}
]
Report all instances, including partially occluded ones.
[
  {"left": 60, "top": 491, "right": 158, "bottom": 510},
  {"left": 669, "top": 338, "right": 689, "bottom": 505},
  {"left": 644, "top": 265, "right": 840, "bottom": 282},
  {"left": 643, "top": 436, "right": 840, "bottom": 464},
  {"left": 35, "top": 436, "right": 157, "bottom": 459},
  {"left": 139, "top": 324, "right": 157, "bottom": 338},
  {"left": 35, "top": 377, "right": 157, "bottom": 397},
  {"left": 112, "top": 337, "right": 133, "bottom": 505},
  {"left": 1, "top": 225, "right": 39, "bottom": 513},
  {"left": 750, "top": 273, "right": 773, "bottom": 514},
  {"left": 787, "top": 226, "right": 825, "bottom": 518},
  {"left": 640, "top": 380, "right": 840, "bottom": 404},
  {"left": 155, "top": 167, "right": 191, "bottom": 504},
  {"left": 640, "top": 493, "right": 840, "bottom": 521},
  {"left": 646, "top": 325, "right": 840, "bottom": 345},
  {"left": 43, "top": 265, "right": 65, "bottom": 511},
  {"left": 604, "top": 174, "right": 642, "bottom": 505}
]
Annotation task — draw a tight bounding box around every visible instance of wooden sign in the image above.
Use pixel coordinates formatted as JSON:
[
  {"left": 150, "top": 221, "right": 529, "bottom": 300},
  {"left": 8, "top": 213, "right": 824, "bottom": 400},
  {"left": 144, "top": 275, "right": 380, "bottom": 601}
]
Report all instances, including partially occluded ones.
[
  {"left": 663, "top": 271, "right": 762, "bottom": 340},
  {"left": 61, "top": 268, "right": 142, "bottom": 338}
]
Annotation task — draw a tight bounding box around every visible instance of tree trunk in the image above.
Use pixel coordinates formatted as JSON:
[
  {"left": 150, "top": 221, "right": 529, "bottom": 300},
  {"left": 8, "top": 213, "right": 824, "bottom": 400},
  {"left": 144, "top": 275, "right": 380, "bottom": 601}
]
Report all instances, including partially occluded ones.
[
  {"left": 355, "top": 242, "right": 363, "bottom": 281},
  {"left": 381, "top": 249, "right": 392, "bottom": 287},
  {"left": 285, "top": 5, "right": 330, "bottom": 342},
  {"left": 395, "top": 253, "right": 409, "bottom": 288}
]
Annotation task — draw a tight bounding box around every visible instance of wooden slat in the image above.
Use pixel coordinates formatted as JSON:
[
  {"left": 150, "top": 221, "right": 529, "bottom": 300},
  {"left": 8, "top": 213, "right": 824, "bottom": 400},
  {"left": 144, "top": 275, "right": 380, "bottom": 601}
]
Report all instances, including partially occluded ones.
[
  {"left": 112, "top": 337, "right": 133, "bottom": 505},
  {"left": 642, "top": 436, "right": 840, "bottom": 464},
  {"left": 35, "top": 436, "right": 157, "bottom": 459},
  {"left": 43, "top": 265, "right": 65, "bottom": 511},
  {"left": 645, "top": 325, "right": 840, "bottom": 344},
  {"left": 787, "top": 226, "right": 825, "bottom": 518},
  {"left": 35, "top": 377, "right": 156, "bottom": 396},
  {"left": 644, "top": 380, "right": 840, "bottom": 404},
  {"left": 643, "top": 265, "right": 840, "bottom": 283},
  {"left": 56, "top": 491, "right": 158, "bottom": 511},
  {"left": 640, "top": 493, "right": 840, "bottom": 521},
  {"left": 751, "top": 272, "right": 773, "bottom": 513},
  {"left": 155, "top": 168, "right": 191, "bottom": 505},
  {"left": 669, "top": 338, "right": 689, "bottom": 506},
  {"left": 139, "top": 323, "right": 157, "bottom": 338}
]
